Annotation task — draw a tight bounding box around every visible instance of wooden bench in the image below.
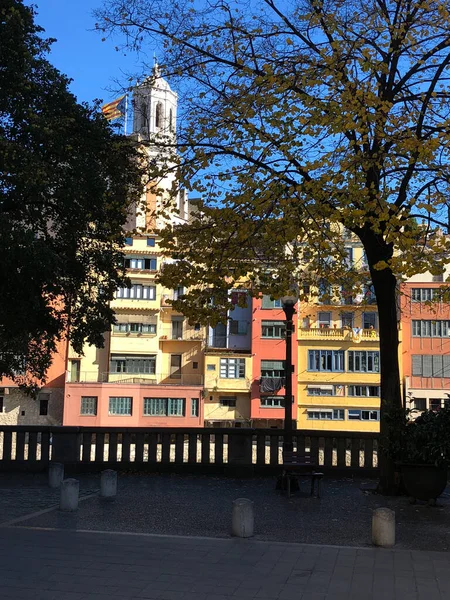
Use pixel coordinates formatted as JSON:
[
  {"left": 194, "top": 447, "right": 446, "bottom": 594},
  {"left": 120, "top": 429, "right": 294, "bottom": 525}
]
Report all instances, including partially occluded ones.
[{"left": 282, "top": 451, "right": 323, "bottom": 498}]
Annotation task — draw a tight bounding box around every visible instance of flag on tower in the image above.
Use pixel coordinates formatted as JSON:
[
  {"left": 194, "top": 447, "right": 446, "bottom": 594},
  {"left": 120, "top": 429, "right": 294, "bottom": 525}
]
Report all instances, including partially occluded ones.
[{"left": 101, "top": 95, "right": 126, "bottom": 121}]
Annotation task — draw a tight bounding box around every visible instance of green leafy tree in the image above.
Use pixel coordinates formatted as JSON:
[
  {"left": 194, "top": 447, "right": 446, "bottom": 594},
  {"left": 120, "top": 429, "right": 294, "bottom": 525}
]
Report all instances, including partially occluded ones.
[
  {"left": 98, "top": 0, "right": 450, "bottom": 492},
  {"left": 0, "top": 0, "right": 145, "bottom": 391}
]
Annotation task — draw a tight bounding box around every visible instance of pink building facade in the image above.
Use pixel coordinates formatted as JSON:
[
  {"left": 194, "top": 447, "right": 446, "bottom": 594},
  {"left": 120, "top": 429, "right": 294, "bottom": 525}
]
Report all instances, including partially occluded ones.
[{"left": 64, "top": 382, "right": 203, "bottom": 427}]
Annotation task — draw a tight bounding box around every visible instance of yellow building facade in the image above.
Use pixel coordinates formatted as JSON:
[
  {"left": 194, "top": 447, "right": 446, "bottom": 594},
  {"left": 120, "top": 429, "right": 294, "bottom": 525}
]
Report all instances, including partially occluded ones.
[{"left": 297, "top": 238, "right": 382, "bottom": 432}]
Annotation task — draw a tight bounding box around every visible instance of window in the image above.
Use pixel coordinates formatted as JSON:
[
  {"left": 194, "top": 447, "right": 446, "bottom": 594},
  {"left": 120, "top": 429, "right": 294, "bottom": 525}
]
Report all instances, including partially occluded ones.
[
  {"left": 173, "top": 286, "right": 184, "bottom": 300},
  {"left": 170, "top": 354, "right": 182, "bottom": 379},
  {"left": 124, "top": 237, "right": 133, "bottom": 246},
  {"left": 220, "top": 396, "right": 237, "bottom": 407},
  {"left": 307, "top": 410, "right": 333, "bottom": 420},
  {"left": 412, "top": 288, "right": 438, "bottom": 302},
  {"left": 348, "top": 385, "right": 380, "bottom": 397},
  {"left": 412, "top": 355, "right": 450, "bottom": 377},
  {"left": 260, "top": 396, "right": 284, "bottom": 407},
  {"left": 430, "top": 398, "right": 442, "bottom": 411},
  {"left": 169, "top": 108, "right": 174, "bottom": 132},
  {"left": 39, "top": 394, "right": 49, "bottom": 416},
  {"left": 116, "top": 284, "right": 156, "bottom": 300},
  {"left": 413, "top": 398, "right": 426, "bottom": 411},
  {"left": 261, "top": 295, "right": 282, "bottom": 309},
  {"left": 109, "top": 397, "right": 132, "bottom": 415},
  {"left": 341, "top": 312, "right": 354, "bottom": 328},
  {"left": 341, "top": 285, "right": 354, "bottom": 305},
  {"left": 0, "top": 397, "right": 3, "bottom": 413},
  {"left": 191, "top": 398, "right": 199, "bottom": 417},
  {"left": 193, "top": 362, "right": 198, "bottom": 369},
  {"left": 230, "top": 320, "right": 248, "bottom": 335},
  {"left": 318, "top": 278, "right": 332, "bottom": 302},
  {"left": 110, "top": 355, "right": 156, "bottom": 374},
  {"left": 168, "top": 398, "right": 185, "bottom": 416},
  {"left": 261, "top": 321, "right": 285, "bottom": 339},
  {"left": 147, "top": 238, "right": 155, "bottom": 247},
  {"left": 308, "top": 408, "right": 345, "bottom": 420},
  {"left": 348, "top": 351, "right": 380, "bottom": 373},
  {"left": 144, "top": 398, "right": 166, "bottom": 416},
  {"left": 261, "top": 360, "right": 285, "bottom": 378},
  {"left": 308, "top": 350, "right": 344, "bottom": 372},
  {"left": 220, "top": 358, "right": 245, "bottom": 378},
  {"left": 363, "top": 312, "right": 377, "bottom": 330},
  {"left": 172, "top": 319, "right": 183, "bottom": 339},
  {"left": 113, "top": 323, "right": 157, "bottom": 334},
  {"left": 363, "top": 284, "right": 377, "bottom": 304},
  {"left": 80, "top": 396, "right": 97, "bottom": 416},
  {"left": 345, "top": 246, "right": 354, "bottom": 267},
  {"left": 432, "top": 274, "right": 444, "bottom": 282},
  {"left": 318, "top": 312, "right": 331, "bottom": 328},
  {"left": 307, "top": 386, "right": 334, "bottom": 396},
  {"left": 412, "top": 320, "right": 450, "bottom": 338},
  {"left": 155, "top": 102, "right": 163, "bottom": 128},
  {"left": 348, "top": 409, "right": 379, "bottom": 421},
  {"left": 207, "top": 364, "right": 216, "bottom": 371},
  {"left": 70, "top": 359, "right": 81, "bottom": 382},
  {"left": 125, "top": 257, "right": 157, "bottom": 271}
]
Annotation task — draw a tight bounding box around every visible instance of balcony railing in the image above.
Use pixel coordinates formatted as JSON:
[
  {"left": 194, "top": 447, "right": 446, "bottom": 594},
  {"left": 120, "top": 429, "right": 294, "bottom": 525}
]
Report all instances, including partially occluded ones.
[
  {"left": 160, "top": 331, "right": 204, "bottom": 342},
  {"left": 298, "top": 327, "right": 379, "bottom": 341},
  {"left": 0, "top": 425, "right": 379, "bottom": 476},
  {"left": 68, "top": 372, "right": 203, "bottom": 386}
]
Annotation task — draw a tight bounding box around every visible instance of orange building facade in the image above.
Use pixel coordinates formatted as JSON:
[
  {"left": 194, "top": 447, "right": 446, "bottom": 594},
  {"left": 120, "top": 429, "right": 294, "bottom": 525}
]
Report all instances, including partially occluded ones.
[
  {"left": 250, "top": 296, "right": 298, "bottom": 428},
  {"left": 401, "top": 274, "right": 450, "bottom": 412}
]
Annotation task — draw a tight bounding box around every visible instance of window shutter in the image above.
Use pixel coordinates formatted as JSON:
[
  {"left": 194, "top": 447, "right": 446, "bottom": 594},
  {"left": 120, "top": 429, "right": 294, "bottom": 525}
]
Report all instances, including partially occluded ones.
[
  {"left": 262, "top": 295, "right": 272, "bottom": 309},
  {"left": 261, "top": 360, "right": 284, "bottom": 370},
  {"left": 412, "top": 355, "right": 422, "bottom": 376},
  {"left": 423, "top": 355, "right": 433, "bottom": 377},
  {"left": 443, "top": 355, "right": 450, "bottom": 378},
  {"left": 433, "top": 355, "right": 443, "bottom": 377}
]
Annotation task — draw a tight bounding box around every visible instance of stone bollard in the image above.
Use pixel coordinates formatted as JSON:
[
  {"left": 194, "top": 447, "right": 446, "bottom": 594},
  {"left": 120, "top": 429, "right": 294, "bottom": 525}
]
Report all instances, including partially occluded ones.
[
  {"left": 231, "top": 498, "right": 254, "bottom": 538},
  {"left": 60, "top": 479, "right": 79, "bottom": 512},
  {"left": 48, "top": 462, "right": 64, "bottom": 488},
  {"left": 372, "top": 507, "right": 395, "bottom": 547},
  {"left": 100, "top": 469, "right": 117, "bottom": 500}
]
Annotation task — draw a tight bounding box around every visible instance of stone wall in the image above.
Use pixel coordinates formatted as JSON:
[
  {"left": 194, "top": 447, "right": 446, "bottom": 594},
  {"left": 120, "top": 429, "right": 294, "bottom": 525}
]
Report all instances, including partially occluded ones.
[{"left": 0, "top": 388, "right": 64, "bottom": 426}]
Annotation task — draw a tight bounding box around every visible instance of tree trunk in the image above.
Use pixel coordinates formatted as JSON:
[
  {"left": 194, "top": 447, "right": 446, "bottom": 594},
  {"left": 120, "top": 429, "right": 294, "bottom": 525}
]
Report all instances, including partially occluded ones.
[{"left": 363, "top": 235, "right": 403, "bottom": 495}]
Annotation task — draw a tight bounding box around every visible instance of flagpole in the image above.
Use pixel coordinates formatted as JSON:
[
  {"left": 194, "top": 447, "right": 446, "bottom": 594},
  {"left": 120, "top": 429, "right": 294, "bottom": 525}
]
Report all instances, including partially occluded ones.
[{"left": 124, "top": 93, "right": 128, "bottom": 136}]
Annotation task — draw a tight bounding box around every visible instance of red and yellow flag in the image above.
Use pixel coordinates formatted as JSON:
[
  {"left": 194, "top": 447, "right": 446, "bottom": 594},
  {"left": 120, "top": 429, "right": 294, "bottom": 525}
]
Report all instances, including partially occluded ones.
[{"left": 101, "top": 95, "right": 126, "bottom": 121}]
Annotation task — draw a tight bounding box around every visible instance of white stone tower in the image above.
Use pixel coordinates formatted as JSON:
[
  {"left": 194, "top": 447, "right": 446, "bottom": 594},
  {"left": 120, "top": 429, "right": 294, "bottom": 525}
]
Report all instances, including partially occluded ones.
[
  {"left": 131, "top": 64, "right": 189, "bottom": 229},
  {"left": 132, "top": 62, "right": 177, "bottom": 149}
]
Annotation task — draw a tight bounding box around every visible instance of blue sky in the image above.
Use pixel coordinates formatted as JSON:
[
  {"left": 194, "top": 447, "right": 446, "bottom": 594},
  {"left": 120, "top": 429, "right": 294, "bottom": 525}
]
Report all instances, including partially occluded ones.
[{"left": 26, "top": 0, "right": 147, "bottom": 105}]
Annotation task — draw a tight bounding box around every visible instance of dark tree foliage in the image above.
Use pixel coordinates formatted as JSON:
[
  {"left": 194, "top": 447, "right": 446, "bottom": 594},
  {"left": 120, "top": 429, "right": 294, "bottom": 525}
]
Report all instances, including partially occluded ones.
[{"left": 0, "top": 0, "right": 144, "bottom": 390}]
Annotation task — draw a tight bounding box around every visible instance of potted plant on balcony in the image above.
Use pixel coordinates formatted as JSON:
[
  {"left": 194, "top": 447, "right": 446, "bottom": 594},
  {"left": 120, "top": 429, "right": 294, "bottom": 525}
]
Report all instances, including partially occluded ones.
[{"left": 387, "top": 406, "right": 450, "bottom": 503}]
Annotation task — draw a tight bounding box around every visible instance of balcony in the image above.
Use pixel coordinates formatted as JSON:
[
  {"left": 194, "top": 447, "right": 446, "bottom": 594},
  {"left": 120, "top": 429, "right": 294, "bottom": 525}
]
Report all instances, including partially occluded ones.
[
  {"left": 67, "top": 371, "right": 203, "bottom": 386},
  {"left": 159, "top": 331, "right": 204, "bottom": 343},
  {"left": 298, "top": 327, "right": 379, "bottom": 341}
]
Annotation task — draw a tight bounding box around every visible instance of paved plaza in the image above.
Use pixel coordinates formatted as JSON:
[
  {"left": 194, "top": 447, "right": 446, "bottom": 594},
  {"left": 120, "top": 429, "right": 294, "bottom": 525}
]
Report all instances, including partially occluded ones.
[
  {"left": 1, "top": 527, "right": 450, "bottom": 599},
  {"left": 1, "top": 473, "right": 450, "bottom": 598}
]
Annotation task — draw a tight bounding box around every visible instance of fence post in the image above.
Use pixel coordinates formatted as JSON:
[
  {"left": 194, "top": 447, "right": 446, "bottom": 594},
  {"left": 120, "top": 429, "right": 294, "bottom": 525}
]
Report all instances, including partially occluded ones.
[
  {"left": 51, "top": 427, "right": 81, "bottom": 466},
  {"left": 227, "top": 432, "right": 254, "bottom": 477}
]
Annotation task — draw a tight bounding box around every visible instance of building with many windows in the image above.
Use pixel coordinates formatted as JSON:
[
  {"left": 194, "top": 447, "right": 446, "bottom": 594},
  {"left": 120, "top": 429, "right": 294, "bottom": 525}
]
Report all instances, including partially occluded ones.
[
  {"left": 250, "top": 295, "right": 298, "bottom": 428},
  {"left": 401, "top": 270, "right": 450, "bottom": 412},
  {"left": 296, "top": 237, "right": 381, "bottom": 431},
  {"left": 203, "top": 291, "right": 253, "bottom": 427},
  {"left": 63, "top": 66, "right": 204, "bottom": 428}
]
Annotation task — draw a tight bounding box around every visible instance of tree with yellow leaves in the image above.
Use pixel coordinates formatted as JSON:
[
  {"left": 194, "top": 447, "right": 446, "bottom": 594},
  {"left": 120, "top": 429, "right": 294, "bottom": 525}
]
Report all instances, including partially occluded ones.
[{"left": 98, "top": 0, "right": 450, "bottom": 493}]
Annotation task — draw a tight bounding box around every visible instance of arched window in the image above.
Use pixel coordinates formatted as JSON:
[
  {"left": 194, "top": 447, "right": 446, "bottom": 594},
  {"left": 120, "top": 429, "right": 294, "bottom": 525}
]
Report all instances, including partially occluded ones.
[
  {"left": 140, "top": 101, "right": 148, "bottom": 131},
  {"left": 169, "top": 108, "right": 173, "bottom": 132},
  {"left": 155, "top": 102, "right": 163, "bottom": 128}
]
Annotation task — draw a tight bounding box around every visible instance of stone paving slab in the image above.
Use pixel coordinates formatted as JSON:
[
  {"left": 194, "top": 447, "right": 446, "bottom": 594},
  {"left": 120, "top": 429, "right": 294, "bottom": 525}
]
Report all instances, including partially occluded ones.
[
  {"left": 0, "top": 527, "right": 449, "bottom": 599},
  {"left": 5, "top": 473, "right": 450, "bottom": 551}
]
